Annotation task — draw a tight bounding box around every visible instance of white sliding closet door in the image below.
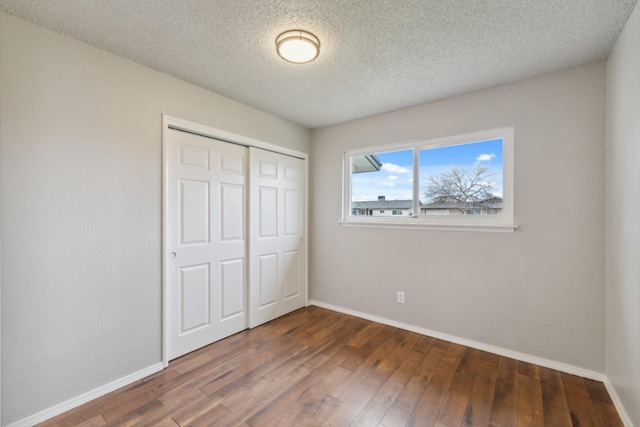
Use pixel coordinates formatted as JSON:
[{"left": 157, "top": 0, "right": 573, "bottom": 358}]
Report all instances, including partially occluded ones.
[
  {"left": 165, "top": 128, "right": 247, "bottom": 360},
  {"left": 249, "top": 147, "right": 306, "bottom": 328}
]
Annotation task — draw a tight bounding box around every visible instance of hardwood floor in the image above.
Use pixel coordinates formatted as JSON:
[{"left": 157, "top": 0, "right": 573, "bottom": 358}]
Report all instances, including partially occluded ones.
[{"left": 39, "top": 306, "right": 623, "bottom": 426}]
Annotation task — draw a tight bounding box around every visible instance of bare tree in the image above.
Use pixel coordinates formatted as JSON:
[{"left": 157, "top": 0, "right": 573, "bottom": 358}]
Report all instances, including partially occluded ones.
[{"left": 424, "top": 165, "right": 495, "bottom": 214}]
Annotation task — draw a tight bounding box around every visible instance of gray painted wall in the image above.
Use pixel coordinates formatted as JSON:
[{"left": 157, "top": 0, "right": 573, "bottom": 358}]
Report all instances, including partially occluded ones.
[
  {"left": 310, "top": 63, "right": 606, "bottom": 373},
  {"left": 606, "top": 1, "right": 640, "bottom": 424},
  {"left": 0, "top": 12, "right": 309, "bottom": 425}
]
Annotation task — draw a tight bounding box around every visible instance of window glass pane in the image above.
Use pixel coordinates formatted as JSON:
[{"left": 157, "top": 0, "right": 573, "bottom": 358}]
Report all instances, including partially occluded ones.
[
  {"left": 419, "top": 139, "right": 503, "bottom": 216},
  {"left": 351, "top": 149, "right": 414, "bottom": 217}
]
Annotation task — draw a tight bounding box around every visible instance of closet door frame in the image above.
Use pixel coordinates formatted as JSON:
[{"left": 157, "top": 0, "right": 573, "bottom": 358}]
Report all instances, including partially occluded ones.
[{"left": 161, "top": 114, "right": 308, "bottom": 367}]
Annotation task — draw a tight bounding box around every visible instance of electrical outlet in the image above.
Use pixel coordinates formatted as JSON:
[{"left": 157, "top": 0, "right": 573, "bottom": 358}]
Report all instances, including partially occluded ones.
[{"left": 397, "top": 291, "right": 405, "bottom": 304}]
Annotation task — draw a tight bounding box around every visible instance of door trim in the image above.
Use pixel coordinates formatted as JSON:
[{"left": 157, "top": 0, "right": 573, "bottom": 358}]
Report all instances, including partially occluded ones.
[{"left": 161, "top": 114, "right": 308, "bottom": 367}]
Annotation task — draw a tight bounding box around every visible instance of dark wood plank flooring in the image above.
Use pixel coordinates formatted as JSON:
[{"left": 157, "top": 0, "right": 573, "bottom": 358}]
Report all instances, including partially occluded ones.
[{"left": 39, "top": 306, "right": 623, "bottom": 426}]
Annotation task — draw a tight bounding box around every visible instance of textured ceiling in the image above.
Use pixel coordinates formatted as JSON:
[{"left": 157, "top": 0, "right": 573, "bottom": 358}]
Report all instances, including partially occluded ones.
[{"left": 1, "top": 0, "right": 637, "bottom": 129}]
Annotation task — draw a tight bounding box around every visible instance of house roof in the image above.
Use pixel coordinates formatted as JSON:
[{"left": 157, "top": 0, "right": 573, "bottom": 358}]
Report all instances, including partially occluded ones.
[
  {"left": 422, "top": 197, "right": 503, "bottom": 209},
  {"left": 352, "top": 154, "right": 382, "bottom": 174},
  {"left": 352, "top": 200, "right": 413, "bottom": 210},
  {"left": 0, "top": 1, "right": 636, "bottom": 128}
]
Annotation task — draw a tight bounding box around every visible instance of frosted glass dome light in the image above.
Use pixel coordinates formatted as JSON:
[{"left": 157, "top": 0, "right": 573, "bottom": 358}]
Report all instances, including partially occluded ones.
[{"left": 276, "top": 30, "right": 320, "bottom": 64}]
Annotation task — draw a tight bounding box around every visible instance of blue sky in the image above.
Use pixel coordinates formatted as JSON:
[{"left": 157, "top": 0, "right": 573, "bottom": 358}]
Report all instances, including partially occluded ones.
[{"left": 351, "top": 139, "right": 503, "bottom": 202}]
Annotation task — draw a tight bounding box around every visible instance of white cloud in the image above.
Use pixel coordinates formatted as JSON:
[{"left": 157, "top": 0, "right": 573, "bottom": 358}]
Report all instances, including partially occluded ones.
[
  {"left": 381, "top": 163, "right": 411, "bottom": 174},
  {"left": 476, "top": 153, "right": 496, "bottom": 162},
  {"left": 351, "top": 163, "right": 415, "bottom": 201}
]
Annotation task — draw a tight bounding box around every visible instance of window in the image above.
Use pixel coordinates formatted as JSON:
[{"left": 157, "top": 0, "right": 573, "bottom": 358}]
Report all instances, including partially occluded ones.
[{"left": 342, "top": 128, "right": 515, "bottom": 232}]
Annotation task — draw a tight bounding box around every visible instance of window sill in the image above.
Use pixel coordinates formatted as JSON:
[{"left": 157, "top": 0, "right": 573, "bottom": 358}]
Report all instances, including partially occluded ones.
[{"left": 339, "top": 220, "right": 518, "bottom": 233}]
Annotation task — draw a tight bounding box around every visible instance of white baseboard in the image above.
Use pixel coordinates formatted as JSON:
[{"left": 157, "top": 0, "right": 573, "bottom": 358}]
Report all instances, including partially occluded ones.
[
  {"left": 603, "top": 378, "right": 635, "bottom": 427},
  {"left": 7, "top": 362, "right": 164, "bottom": 427},
  {"left": 308, "top": 300, "right": 605, "bottom": 382}
]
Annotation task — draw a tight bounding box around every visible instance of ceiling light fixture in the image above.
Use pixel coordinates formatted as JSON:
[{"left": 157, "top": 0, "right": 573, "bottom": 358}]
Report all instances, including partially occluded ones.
[{"left": 275, "top": 30, "right": 320, "bottom": 64}]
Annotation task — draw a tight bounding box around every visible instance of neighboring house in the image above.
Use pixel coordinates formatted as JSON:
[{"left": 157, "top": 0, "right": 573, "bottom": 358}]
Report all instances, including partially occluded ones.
[
  {"left": 353, "top": 195, "right": 503, "bottom": 216},
  {"left": 420, "top": 196, "right": 503, "bottom": 215},
  {"left": 352, "top": 196, "right": 413, "bottom": 216}
]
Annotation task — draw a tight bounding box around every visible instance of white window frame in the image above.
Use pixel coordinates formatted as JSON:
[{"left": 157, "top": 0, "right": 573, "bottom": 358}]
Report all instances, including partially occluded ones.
[{"left": 341, "top": 127, "right": 516, "bottom": 233}]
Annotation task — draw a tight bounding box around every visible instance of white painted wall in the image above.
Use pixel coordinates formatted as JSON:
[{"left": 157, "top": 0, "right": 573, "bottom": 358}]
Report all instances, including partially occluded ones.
[
  {"left": 0, "top": 12, "right": 309, "bottom": 425},
  {"left": 605, "top": 1, "right": 640, "bottom": 424},
  {"left": 310, "top": 64, "right": 606, "bottom": 373}
]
